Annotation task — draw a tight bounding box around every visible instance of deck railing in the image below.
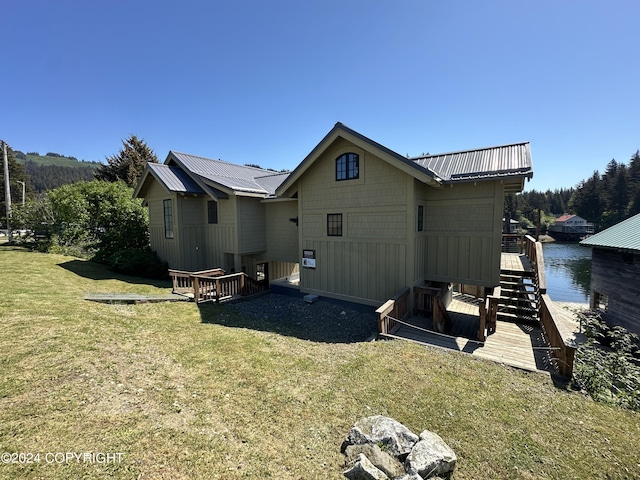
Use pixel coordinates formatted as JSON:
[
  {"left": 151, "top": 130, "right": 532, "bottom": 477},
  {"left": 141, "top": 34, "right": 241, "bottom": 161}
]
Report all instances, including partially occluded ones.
[
  {"left": 524, "top": 235, "right": 546, "bottom": 293},
  {"left": 169, "top": 268, "right": 267, "bottom": 303},
  {"left": 539, "top": 294, "right": 579, "bottom": 377},
  {"left": 376, "top": 288, "right": 410, "bottom": 335}
]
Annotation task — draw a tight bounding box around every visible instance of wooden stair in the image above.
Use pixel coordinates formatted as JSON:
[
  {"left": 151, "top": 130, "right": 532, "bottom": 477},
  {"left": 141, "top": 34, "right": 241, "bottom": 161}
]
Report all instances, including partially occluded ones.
[{"left": 497, "top": 270, "right": 539, "bottom": 324}]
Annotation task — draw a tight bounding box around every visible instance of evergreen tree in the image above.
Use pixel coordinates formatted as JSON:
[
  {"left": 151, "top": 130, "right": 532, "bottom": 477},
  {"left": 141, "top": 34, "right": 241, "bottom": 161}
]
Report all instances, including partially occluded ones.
[{"left": 95, "top": 135, "right": 158, "bottom": 187}]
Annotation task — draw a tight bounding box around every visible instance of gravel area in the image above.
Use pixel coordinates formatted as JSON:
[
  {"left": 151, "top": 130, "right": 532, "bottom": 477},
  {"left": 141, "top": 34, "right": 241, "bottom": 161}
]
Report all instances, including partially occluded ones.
[{"left": 211, "top": 293, "right": 379, "bottom": 343}]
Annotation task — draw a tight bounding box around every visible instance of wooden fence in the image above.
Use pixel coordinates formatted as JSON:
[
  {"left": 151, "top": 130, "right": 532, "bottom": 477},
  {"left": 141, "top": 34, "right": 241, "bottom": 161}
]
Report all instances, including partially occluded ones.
[
  {"left": 539, "top": 293, "right": 579, "bottom": 377},
  {"left": 169, "top": 268, "right": 267, "bottom": 303}
]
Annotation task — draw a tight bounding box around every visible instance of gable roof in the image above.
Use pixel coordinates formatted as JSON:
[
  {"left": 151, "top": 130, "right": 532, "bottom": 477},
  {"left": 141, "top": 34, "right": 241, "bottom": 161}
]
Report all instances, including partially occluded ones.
[
  {"left": 412, "top": 142, "right": 532, "bottom": 188},
  {"left": 555, "top": 214, "right": 577, "bottom": 223},
  {"left": 167, "top": 151, "right": 288, "bottom": 197},
  {"left": 580, "top": 213, "right": 640, "bottom": 252},
  {"left": 134, "top": 163, "right": 206, "bottom": 198},
  {"left": 276, "top": 122, "right": 532, "bottom": 196},
  {"left": 276, "top": 122, "right": 442, "bottom": 196}
]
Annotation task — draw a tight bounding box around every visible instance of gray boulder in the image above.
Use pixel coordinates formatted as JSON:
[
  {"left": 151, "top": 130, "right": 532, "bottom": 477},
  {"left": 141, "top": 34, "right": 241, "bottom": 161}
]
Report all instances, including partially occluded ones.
[
  {"left": 344, "top": 443, "right": 405, "bottom": 479},
  {"left": 405, "top": 430, "right": 457, "bottom": 478},
  {"left": 344, "top": 453, "right": 390, "bottom": 480},
  {"left": 342, "top": 415, "right": 419, "bottom": 458}
]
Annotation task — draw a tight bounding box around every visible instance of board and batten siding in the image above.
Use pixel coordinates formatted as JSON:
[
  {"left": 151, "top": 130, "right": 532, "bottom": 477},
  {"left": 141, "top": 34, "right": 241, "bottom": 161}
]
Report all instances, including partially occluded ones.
[
  {"left": 415, "top": 180, "right": 503, "bottom": 286},
  {"left": 204, "top": 197, "right": 237, "bottom": 270},
  {"left": 146, "top": 181, "right": 182, "bottom": 269},
  {"left": 237, "top": 196, "right": 266, "bottom": 254},
  {"left": 591, "top": 248, "right": 640, "bottom": 335},
  {"left": 297, "top": 139, "right": 411, "bottom": 305},
  {"left": 265, "top": 200, "right": 299, "bottom": 263}
]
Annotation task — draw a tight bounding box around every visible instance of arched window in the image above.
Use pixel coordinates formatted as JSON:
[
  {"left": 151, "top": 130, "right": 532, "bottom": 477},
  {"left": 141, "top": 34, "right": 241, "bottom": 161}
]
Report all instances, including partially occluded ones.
[{"left": 336, "top": 153, "right": 359, "bottom": 181}]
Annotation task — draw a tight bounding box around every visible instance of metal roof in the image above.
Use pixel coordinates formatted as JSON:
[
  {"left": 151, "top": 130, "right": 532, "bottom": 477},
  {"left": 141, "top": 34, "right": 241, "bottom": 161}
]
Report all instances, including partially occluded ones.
[
  {"left": 169, "top": 151, "right": 289, "bottom": 195},
  {"left": 411, "top": 142, "right": 532, "bottom": 183},
  {"left": 580, "top": 213, "right": 640, "bottom": 252},
  {"left": 147, "top": 163, "right": 205, "bottom": 194}
]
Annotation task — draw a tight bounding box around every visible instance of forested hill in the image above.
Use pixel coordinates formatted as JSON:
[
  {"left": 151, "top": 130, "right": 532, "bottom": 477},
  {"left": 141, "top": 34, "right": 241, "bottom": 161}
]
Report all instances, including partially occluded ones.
[{"left": 14, "top": 150, "right": 100, "bottom": 193}]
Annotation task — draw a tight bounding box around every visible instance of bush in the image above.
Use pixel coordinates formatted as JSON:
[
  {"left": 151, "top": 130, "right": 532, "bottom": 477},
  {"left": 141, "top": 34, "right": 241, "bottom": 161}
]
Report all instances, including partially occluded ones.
[
  {"left": 573, "top": 310, "right": 640, "bottom": 411},
  {"left": 107, "top": 248, "right": 168, "bottom": 279}
]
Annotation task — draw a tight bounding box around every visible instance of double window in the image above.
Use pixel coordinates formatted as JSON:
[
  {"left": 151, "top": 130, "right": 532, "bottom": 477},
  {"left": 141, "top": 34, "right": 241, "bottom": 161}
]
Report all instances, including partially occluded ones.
[
  {"left": 163, "top": 199, "right": 174, "bottom": 239},
  {"left": 336, "top": 153, "right": 359, "bottom": 181}
]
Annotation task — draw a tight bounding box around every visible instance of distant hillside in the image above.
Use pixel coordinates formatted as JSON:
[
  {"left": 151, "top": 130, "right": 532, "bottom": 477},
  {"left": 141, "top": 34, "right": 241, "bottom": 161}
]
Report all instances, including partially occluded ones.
[{"left": 14, "top": 150, "right": 101, "bottom": 193}]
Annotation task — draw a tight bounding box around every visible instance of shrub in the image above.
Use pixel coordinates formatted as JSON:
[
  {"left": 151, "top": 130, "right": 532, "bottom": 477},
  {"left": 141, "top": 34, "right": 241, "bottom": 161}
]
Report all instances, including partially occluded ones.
[
  {"left": 108, "top": 248, "right": 168, "bottom": 279},
  {"left": 573, "top": 310, "right": 640, "bottom": 411}
]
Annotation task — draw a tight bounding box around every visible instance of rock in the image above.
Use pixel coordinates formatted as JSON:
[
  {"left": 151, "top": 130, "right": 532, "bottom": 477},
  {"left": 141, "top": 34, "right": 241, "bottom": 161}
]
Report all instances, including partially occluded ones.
[
  {"left": 396, "top": 474, "right": 424, "bottom": 480},
  {"left": 344, "top": 453, "right": 390, "bottom": 480},
  {"left": 342, "top": 415, "right": 419, "bottom": 458},
  {"left": 344, "top": 444, "right": 405, "bottom": 479},
  {"left": 405, "top": 430, "right": 457, "bottom": 478}
]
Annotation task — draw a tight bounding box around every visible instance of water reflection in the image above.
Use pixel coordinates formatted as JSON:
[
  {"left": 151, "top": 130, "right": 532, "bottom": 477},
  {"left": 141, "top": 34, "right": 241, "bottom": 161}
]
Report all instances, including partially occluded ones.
[{"left": 542, "top": 242, "right": 592, "bottom": 303}]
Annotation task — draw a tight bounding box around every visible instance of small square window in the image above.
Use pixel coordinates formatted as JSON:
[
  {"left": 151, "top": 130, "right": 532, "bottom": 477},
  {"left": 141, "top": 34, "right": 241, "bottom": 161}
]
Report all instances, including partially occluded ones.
[
  {"left": 327, "top": 213, "right": 343, "bottom": 236},
  {"left": 207, "top": 201, "right": 218, "bottom": 224}
]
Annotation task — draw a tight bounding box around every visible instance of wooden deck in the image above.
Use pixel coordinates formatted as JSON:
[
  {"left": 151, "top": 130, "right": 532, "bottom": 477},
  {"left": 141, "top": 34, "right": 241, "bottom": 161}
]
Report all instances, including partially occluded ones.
[
  {"left": 383, "top": 293, "right": 554, "bottom": 373},
  {"left": 500, "top": 252, "right": 533, "bottom": 272}
]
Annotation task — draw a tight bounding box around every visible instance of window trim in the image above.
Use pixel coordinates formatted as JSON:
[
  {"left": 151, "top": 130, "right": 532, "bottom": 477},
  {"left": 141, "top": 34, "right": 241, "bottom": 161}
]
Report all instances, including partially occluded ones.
[
  {"left": 163, "top": 199, "right": 174, "bottom": 239},
  {"left": 327, "top": 213, "right": 343, "bottom": 237},
  {"left": 336, "top": 152, "right": 359, "bottom": 181}
]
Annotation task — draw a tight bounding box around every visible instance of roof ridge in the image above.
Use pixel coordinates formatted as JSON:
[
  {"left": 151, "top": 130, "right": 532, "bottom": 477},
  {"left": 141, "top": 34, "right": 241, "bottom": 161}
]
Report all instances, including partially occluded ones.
[{"left": 410, "top": 141, "right": 530, "bottom": 160}]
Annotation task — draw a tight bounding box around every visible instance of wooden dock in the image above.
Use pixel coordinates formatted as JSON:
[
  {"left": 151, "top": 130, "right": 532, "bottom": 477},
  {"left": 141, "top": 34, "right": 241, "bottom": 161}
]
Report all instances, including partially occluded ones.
[{"left": 383, "top": 293, "right": 554, "bottom": 373}]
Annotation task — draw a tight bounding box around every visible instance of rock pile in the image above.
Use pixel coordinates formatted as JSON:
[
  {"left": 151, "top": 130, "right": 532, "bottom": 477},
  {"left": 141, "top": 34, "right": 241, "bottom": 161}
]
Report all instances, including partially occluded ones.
[{"left": 341, "top": 416, "right": 457, "bottom": 480}]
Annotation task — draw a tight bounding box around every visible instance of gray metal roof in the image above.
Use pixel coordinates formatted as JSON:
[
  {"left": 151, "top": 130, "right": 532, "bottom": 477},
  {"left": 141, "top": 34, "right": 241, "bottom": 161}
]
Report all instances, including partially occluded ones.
[
  {"left": 169, "top": 151, "right": 288, "bottom": 195},
  {"left": 580, "top": 213, "right": 640, "bottom": 252},
  {"left": 412, "top": 142, "right": 532, "bottom": 183},
  {"left": 147, "top": 163, "right": 205, "bottom": 194}
]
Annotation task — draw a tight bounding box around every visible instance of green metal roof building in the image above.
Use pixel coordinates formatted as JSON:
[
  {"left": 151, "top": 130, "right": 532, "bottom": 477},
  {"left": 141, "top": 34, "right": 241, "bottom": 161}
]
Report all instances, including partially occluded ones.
[{"left": 581, "top": 213, "right": 640, "bottom": 335}]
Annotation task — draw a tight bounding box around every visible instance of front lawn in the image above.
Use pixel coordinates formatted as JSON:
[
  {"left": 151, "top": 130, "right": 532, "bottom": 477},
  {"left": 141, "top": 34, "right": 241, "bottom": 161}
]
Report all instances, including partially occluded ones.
[{"left": 0, "top": 245, "right": 638, "bottom": 479}]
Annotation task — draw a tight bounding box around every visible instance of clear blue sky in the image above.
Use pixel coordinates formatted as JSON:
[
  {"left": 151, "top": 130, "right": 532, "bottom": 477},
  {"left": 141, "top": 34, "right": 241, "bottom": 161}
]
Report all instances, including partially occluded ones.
[{"left": 2, "top": 0, "right": 639, "bottom": 192}]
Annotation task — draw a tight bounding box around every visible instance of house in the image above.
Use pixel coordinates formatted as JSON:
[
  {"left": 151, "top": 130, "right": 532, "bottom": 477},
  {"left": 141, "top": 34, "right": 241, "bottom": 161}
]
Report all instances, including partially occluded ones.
[
  {"left": 549, "top": 214, "right": 594, "bottom": 241},
  {"left": 580, "top": 213, "right": 640, "bottom": 335},
  {"left": 135, "top": 123, "right": 533, "bottom": 307}
]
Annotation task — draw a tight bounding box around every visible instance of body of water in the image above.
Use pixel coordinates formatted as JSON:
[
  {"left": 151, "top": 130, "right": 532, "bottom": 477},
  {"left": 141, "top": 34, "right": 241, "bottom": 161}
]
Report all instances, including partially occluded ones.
[{"left": 541, "top": 242, "right": 592, "bottom": 304}]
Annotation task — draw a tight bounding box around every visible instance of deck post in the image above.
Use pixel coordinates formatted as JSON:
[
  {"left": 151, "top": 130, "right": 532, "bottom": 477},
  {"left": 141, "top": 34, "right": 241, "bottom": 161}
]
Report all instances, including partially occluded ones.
[{"left": 193, "top": 276, "right": 200, "bottom": 303}]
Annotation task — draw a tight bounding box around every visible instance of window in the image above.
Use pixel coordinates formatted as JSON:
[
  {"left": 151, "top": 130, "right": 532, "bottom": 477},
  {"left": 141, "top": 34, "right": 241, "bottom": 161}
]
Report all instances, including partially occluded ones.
[
  {"left": 163, "top": 199, "right": 174, "bottom": 239},
  {"left": 327, "top": 213, "right": 343, "bottom": 236},
  {"left": 207, "top": 201, "right": 218, "bottom": 224},
  {"left": 336, "top": 153, "right": 359, "bottom": 181},
  {"left": 417, "top": 205, "right": 424, "bottom": 232}
]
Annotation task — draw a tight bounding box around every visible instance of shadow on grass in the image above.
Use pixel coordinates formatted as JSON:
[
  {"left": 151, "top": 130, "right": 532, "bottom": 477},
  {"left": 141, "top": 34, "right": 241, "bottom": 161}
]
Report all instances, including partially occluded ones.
[
  {"left": 197, "top": 293, "right": 379, "bottom": 344},
  {"left": 58, "top": 259, "right": 172, "bottom": 289}
]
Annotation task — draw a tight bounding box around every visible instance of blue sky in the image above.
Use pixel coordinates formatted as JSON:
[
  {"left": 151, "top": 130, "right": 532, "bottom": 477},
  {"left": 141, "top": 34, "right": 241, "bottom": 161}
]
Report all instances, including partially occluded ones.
[{"left": 2, "top": 0, "right": 639, "bottom": 192}]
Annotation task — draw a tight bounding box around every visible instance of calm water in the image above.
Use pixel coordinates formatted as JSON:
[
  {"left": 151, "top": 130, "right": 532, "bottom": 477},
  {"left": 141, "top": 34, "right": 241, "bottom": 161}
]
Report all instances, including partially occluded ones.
[{"left": 541, "top": 242, "right": 592, "bottom": 303}]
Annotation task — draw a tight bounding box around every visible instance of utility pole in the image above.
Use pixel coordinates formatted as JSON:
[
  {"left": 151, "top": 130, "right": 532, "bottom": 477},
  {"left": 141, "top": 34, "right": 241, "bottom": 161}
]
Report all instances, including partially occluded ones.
[
  {"left": 17, "top": 180, "right": 25, "bottom": 205},
  {"left": 2, "top": 141, "right": 12, "bottom": 243}
]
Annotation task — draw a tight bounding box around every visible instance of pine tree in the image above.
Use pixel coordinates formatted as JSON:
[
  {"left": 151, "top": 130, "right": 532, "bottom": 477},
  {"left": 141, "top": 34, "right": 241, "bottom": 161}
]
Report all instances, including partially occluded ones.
[{"left": 95, "top": 135, "right": 158, "bottom": 187}]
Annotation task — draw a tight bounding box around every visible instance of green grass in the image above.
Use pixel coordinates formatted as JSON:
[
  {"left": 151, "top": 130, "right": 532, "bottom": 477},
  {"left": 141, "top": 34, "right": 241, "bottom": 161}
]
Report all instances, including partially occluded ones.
[{"left": 0, "top": 244, "right": 638, "bottom": 479}]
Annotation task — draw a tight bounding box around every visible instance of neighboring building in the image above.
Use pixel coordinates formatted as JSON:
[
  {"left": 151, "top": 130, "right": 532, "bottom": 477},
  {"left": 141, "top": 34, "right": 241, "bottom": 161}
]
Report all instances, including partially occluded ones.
[
  {"left": 135, "top": 122, "right": 533, "bottom": 307},
  {"left": 549, "top": 214, "right": 594, "bottom": 241},
  {"left": 581, "top": 213, "right": 640, "bottom": 335}
]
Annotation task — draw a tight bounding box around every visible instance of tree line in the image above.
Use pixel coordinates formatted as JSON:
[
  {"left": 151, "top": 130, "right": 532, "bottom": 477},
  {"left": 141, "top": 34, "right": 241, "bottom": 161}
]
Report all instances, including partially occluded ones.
[{"left": 507, "top": 150, "right": 640, "bottom": 232}]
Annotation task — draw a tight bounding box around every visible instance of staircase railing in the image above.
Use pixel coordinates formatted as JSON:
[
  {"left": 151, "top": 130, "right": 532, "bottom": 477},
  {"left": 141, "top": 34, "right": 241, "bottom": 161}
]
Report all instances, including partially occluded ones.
[
  {"left": 169, "top": 268, "right": 268, "bottom": 303},
  {"left": 376, "top": 288, "right": 410, "bottom": 335}
]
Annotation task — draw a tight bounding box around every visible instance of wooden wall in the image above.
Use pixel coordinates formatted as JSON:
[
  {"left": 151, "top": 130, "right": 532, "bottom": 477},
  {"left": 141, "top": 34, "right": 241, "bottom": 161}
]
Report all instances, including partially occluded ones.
[
  {"left": 265, "top": 199, "right": 299, "bottom": 263},
  {"left": 415, "top": 179, "right": 503, "bottom": 287},
  {"left": 297, "top": 138, "right": 411, "bottom": 305},
  {"left": 591, "top": 248, "right": 640, "bottom": 335}
]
